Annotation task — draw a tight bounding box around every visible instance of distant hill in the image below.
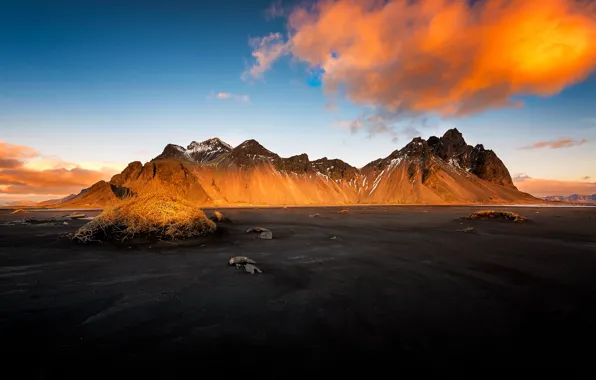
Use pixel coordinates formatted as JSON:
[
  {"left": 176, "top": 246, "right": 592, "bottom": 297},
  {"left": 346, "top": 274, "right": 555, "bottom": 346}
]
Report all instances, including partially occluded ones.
[
  {"left": 44, "top": 129, "right": 539, "bottom": 208},
  {"left": 0, "top": 200, "right": 37, "bottom": 207},
  {"left": 542, "top": 194, "right": 596, "bottom": 204}
]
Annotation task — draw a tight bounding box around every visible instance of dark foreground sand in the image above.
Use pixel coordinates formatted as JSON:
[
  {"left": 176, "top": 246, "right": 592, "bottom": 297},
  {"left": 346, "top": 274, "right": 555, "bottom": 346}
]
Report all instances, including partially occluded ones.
[{"left": 1, "top": 206, "right": 595, "bottom": 375}]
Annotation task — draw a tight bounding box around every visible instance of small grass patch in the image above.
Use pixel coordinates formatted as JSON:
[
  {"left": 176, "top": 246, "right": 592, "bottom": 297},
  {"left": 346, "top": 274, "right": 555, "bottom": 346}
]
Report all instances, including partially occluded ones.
[
  {"left": 465, "top": 210, "right": 528, "bottom": 223},
  {"left": 210, "top": 211, "right": 225, "bottom": 222},
  {"left": 73, "top": 191, "right": 216, "bottom": 243}
]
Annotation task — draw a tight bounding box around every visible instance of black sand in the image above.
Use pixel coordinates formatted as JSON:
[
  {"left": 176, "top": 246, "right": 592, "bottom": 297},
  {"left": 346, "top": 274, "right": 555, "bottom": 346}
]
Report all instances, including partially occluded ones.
[{"left": 1, "top": 206, "right": 596, "bottom": 375}]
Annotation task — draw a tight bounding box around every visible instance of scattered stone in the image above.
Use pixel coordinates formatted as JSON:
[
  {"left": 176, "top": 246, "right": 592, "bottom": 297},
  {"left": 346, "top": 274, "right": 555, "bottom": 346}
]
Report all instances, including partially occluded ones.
[
  {"left": 63, "top": 221, "right": 69, "bottom": 225},
  {"left": 309, "top": 213, "right": 322, "bottom": 218},
  {"left": 457, "top": 227, "right": 474, "bottom": 233},
  {"left": 60, "top": 212, "right": 86, "bottom": 219},
  {"left": 258, "top": 231, "right": 273, "bottom": 240},
  {"left": 229, "top": 256, "right": 257, "bottom": 266},
  {"left": 247, "top": 227, "right": 273, "bottom": 239},
  {"left": 228, "top": 256, "right": 262, "bottom": 274},
  {"left": 246, "top": 227, "right": 270, "bottom": 233},
  {"left": 330, "top": 236, "right": 341, "bottom": 240},
  {"left": 244, "top": 263, "right": 262, "bottom": 274}
]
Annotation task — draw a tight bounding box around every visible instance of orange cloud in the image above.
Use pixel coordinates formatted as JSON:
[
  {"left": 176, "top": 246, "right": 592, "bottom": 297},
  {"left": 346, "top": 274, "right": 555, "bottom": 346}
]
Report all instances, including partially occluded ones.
[
  {"left": 0, "top": 141, "right": 121, "bottom": 199},
  {"left": 514, "top": 176, "right": 596, "bottom": 197},
  {"left": 0, "top": 141, "right": 38, "bottom": 159},
  {"left": 250, "top": 0, "right": 596, "bottom": 116},
  {"left": 519, "top": 138, "right": 588, "bottom": 149}
]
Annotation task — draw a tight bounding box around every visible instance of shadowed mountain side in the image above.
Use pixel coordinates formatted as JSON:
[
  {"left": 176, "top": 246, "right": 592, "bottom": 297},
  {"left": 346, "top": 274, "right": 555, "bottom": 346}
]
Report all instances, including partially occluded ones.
[{"left": 48, "top": 130, "right": 539, "bottom": 207}]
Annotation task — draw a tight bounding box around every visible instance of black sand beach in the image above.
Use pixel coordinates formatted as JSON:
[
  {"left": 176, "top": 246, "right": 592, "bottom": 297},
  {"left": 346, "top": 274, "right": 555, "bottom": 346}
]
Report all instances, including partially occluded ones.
[{"left": 1, "top": 206, "right": 596, "bottom": 375}]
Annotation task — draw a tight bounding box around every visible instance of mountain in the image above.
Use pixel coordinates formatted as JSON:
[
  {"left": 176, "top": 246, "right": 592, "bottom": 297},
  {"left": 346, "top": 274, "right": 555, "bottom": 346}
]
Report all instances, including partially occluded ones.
[
  {"left": 153, "top": 138, "right": 232, "bottom": 163},
  {"left": 37, "top": 193, "right": 78, "bottom": 207},
  {"left": 49, "top": 130, "right": 539, "bottom": 208},
  {"left": 542, "top": 194, "right": 596, "bottom": 204},
  {"left": 0, "top": 200, "right": 37, "bottom": 207}
]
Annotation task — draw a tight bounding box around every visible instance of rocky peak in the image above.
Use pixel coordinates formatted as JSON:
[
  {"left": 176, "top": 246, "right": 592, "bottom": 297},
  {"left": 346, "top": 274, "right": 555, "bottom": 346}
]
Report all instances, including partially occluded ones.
[
  {"left": 187, "top": 137, "right": 232, "bottom": 151},
  {"left": 221, "top": 139, "right": 280, "bottom": 168},
  {"left": 153, "top": 138, "right": 233, "bottom": 164},
  {"left": 427, "top": 128, "right": 514, "bottom": 188},
  {"left": 428, "top": 128, "right": 468, "bottom": 160},
  {"left": 278, "top": 153, "right": 312, "bottom": 174},
  {"left": 311, "top": 157, "right": 359, "bottom": 181},
  {"left": 400, "top": 137, "right": 429, "bottom": 157},
  {"left": 110, "top": 161, "right": 143, "bottom": 186},
  {"left": 186, "top": 137, "right": 232, "bottom": 163},
  {"left": 232, "top": 140, "right": 277, "bottom": 157}
]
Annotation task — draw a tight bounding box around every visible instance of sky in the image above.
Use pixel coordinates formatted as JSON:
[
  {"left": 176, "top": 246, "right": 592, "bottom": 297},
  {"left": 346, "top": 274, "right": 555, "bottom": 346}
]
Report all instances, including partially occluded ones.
[{"left": 1, "top": 0, "right": 596, "bottom": 202}]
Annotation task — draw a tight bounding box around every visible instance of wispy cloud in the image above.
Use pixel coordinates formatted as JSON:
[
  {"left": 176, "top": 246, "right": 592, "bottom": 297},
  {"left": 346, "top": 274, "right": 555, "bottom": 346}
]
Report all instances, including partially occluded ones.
[
  {"left": 512, "top": 173, "right": 532, "bottom": 182},
  {"left": 332, "top": 113, "right": 424, "bottom": 143},
  {"left": 581, "top": 176, "right": 591, "bottom": 181},
  {"left": 247, "top": 0, "right": 596, "bottom": 125},
  {"left": 519, "top": 138, "right": 588, "bottom": 150},
  {"left": 211, "top": 92, "right": 250, "bottom": 103},
  {"left": 264, "top": 0, "right": 286, "bottom": 20},
  {"left": 242, "top": 33, "right": 290, "bottom": 81}
]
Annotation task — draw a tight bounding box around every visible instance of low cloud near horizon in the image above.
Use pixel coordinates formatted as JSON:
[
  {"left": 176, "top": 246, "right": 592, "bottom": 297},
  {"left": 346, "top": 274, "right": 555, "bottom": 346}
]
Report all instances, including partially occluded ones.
[
  {"left": 0, "top": 140, "right": 123, "bottom": 202},
  {"left": 513, "top": 173, "right": 596, "bottom": 197},
  {"left": 248, "top": 0, "right": 596, "bottom": 134},
  {"left": 519, "top": 138, "right": 588, "bottom": 150}
]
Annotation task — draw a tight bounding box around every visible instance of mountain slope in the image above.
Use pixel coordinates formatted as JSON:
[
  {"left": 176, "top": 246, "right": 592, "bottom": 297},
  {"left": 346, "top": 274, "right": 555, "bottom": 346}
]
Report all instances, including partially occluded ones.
[{"left": 50, "top": 131, "right": 539, "bottom": 207}]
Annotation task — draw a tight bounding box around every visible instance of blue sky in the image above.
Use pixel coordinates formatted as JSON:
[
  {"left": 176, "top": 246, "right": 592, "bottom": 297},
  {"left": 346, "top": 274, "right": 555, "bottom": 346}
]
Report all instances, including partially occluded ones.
[{"left": 1, "top": 0, "right": 596, "bottom": 200}]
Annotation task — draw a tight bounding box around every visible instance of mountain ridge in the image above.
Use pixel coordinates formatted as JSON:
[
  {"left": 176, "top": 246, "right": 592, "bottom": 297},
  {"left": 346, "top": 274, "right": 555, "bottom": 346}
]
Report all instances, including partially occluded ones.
[
  {"left": 44, "top": 129, "right": 540, "bottom": 208},
  {"left": 542, "top": 194, "right": 596, "bottom": 204}
]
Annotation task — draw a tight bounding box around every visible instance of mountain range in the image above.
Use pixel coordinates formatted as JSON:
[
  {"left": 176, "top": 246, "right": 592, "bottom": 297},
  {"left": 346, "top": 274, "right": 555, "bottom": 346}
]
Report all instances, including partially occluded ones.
[
  {"left": 38, "top": 129, "right": 538, "bottom": 208},
  {"left": 542, "top": 194, "right": 596, "bottom": 204}
]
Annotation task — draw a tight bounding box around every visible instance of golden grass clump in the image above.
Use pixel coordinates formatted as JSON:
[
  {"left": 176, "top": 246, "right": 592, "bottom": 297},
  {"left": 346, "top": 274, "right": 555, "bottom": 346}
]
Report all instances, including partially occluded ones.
[
  {"left": 466, "top": 210, "right": 528, "bottom": 223},
  {"left": 337, "top": 209, "right": 350, "bottom": 214},
  {"left": 73, "top": 191, "right": 216, "bottom": 243},
  {"left": 11, "top": 209, "right": 27, "bottom": 214}
]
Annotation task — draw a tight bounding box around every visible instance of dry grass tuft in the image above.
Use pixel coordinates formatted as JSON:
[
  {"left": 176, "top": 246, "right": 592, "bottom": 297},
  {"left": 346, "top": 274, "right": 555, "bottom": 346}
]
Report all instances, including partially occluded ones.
[
  {"left": 73, "top": 191, "right": 216, "bottom": 243},
  {"left": 11, "top": 209, "right": 27, "bottom": 214},
  {"left": 337, "top": 209, "right": 350, "bottom": 214},
  {"left": 466, "top": 210, "right": 528, "bottom": 223},
  {"left": 210, "top": 211, "right": 225, "bottom": 222}
]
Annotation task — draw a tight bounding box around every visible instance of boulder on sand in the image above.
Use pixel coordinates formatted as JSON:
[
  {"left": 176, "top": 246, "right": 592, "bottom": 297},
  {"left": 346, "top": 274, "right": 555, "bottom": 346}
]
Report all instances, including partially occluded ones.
[{"left": 247, "top": 227, "right": 273, "bottom": 240}]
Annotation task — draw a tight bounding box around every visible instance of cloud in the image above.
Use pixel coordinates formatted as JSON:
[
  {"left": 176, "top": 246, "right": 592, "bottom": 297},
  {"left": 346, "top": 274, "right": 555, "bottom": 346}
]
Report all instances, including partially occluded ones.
[
  {"left": 0, "top": 158, "right": 23, "bottom": 169},
  {"left": 513, "top": 175, "right": 596, "bottom": 197},
  {"left": 213, "top": 92, "right": 250, "bottom": 103},
  {"left": 264, "top": 0, "right": 286, "bottom": 20},
  {"left": 581, "top": 176, "right": 591, "bottom": 181},
  {"left": 216, "top": 92, "right": 232, "bottom": 99},
  {"left": 332, "top": 113, "right": 424, "bottom": 143},
  {"left": 0, "top": 141, "right": 37, "bottom": 160},
  {"left": 248, "top": 0, "right": 596, "bottom": 119},
  {"left": 242, "top": 32, "right": 290, "bottom": 81},
  {"left": 0, "top": 140, "right": 123, "bottom": 200},
  {"left": 512, "top": 173, "right": 532, "bottom": 182},
  {"left": 519, "top": 138, "right": 588, "bottom": 150}
]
